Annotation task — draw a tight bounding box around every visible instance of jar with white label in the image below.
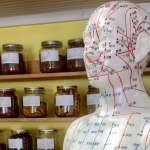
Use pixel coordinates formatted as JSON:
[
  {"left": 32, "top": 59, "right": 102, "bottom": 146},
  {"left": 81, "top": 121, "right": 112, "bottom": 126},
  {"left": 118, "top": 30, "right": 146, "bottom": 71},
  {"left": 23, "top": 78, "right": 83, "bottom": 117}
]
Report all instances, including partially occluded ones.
[
  {"left": 23, "top": 87, "right": 47, "bottom": 118},
  {"left": 0, "top": 130, "right": 6, "bottom": 150},
  {"left": 55, "top": 86, "right": 80, "bottom": 117},
  {"left": 67, "top": 39, "right": 85, "bottom": 72},
  {"left": 0, "top": 88, "right": 19, "bottom": 118},
  {"left": 86, "top": 85, "right": 100, "bottom": 114},
  {"left": 1, "top": 44, "right": 25, "bottom": 75},
  {"left": 36, "top": 129, "right": 60, "bottom": 150},
  {"left": 8, "top": 130, "right": 33, "bottom": 150},
  {"left": 40, "top": 40, "right": 66, "bottom": 73}
]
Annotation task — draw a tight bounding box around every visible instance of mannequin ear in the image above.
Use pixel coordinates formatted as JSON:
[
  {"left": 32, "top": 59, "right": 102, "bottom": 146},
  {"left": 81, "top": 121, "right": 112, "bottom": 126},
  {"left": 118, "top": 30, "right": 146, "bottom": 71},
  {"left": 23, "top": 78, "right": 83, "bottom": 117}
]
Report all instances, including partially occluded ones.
[{"left": 135, "top": 33, "right": 150, "bottom": 63}]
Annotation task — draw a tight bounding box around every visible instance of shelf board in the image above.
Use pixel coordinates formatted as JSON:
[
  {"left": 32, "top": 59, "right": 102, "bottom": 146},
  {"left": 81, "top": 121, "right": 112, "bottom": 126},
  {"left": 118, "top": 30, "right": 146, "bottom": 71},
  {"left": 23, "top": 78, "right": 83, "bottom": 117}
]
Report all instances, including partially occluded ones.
[
  {"left": 0, "top": 71, "right": 87, "bottom": 82},
  {"left": 0, "top": 117, "right": 78, "bottom": 122}
]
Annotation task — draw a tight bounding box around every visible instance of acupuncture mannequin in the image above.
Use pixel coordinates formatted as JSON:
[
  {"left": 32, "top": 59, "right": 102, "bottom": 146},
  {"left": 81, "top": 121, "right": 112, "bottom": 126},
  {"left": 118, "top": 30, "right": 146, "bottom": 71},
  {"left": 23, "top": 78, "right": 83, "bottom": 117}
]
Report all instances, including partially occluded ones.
[{"left": 63, "top": 1, "right": 150, "bottom": 150}]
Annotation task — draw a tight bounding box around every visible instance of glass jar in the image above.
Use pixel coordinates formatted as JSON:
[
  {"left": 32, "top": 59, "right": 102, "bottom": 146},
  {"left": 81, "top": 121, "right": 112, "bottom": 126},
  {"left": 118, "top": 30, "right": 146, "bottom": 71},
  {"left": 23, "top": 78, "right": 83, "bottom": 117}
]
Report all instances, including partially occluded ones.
[
  {"left": 0, "top": 130, "right": 6, "bottom": 150},
  {"left": 67, "top": 39, "right": 85, "bottom": 72},
  {"left": 0, "top": 88, "right": 19, "bottom": 118},
  {"left": 40, "top": 40, "right": 66, "bottom": 73},
  {"left": 36, "top": 129, "right": 60, "bottom": 150},
  {"left": 23, "top": 87, "right": 47, "bottom": 118},
  {"left": 86, "top": 85, "right": 100, "bottom": 114},
  {"left": 8, "top": 130, "right": 33, "bottom": 150},
  {"left": 1, "top": 44, "right": 25, "bottom": 75},
  {"left": 55, "top": 86, "right": 80, "bottom": 117}
]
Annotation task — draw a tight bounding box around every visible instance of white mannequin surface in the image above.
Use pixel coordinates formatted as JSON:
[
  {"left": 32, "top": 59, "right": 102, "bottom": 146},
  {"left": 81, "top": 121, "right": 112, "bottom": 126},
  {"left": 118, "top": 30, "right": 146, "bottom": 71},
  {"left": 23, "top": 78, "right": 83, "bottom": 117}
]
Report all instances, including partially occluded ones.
[{"left": 63, "top": 1, "right": 150, "bottom": 150}]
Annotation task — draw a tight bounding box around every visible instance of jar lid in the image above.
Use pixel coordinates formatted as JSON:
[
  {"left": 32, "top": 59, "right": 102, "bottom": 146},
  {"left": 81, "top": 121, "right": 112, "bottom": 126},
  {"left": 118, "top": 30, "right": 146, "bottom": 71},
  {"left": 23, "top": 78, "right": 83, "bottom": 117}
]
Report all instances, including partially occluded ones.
[
  {"left": 57, "top": 86, "right": 77, "bottom": 90},
  {"left": 88, "top": 85, "right": 99, "bottom": 89},
  {"left": 24, "top": 87, "right": 44, "bottom": 92},
  {"left": 42, "top": 40, "right": 63, "bottom": 48},
  {"left": 38, "top": 129, "right": 57, "bottom": 134},
  {"left": 0, "top": 88, "right": 15, "bottom": 92},
  {"left": 11, "top": 130, "right": 29, "bottom": 134},
  {"left": 2, "top": 44, "right": 23, "bottom": 51},
  {"left": 68, "top": 38, "right": 83, "bottom": 44}
]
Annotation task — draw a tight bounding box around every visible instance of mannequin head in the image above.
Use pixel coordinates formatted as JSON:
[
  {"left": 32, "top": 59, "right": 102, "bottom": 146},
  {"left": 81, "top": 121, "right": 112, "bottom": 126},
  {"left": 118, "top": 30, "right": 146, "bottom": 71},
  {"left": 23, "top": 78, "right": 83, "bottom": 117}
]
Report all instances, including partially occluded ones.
[{"left": 83, "top": 1, "right": 150, "bottom": 89}]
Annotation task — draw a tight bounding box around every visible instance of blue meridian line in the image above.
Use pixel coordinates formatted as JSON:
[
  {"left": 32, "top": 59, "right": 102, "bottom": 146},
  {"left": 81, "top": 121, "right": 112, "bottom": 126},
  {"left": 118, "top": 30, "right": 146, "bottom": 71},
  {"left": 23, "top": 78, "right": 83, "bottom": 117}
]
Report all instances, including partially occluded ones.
[
  {"left": 146, "top": 143, "right": 150, "bottom": 150},
  {"left": 91, "top": 90, "right": 108, "bottom": 150},
  {"left": 79, "top": 123, "right": 92, "bottom": 150},
  {"left": 103, "top": 123, "right": 114, "bottom": 150},
  {"left": 142, "top": 121, "right": 150, "bottom": 132},
  {"left": 69, "top": 123, "right": 78, "bottom": 129},
  {"left": 65, "top": 139, "right": 71, "bottom": 150},
  {"left": 135, "top": 147, "right": 138, "bottom": 150}
]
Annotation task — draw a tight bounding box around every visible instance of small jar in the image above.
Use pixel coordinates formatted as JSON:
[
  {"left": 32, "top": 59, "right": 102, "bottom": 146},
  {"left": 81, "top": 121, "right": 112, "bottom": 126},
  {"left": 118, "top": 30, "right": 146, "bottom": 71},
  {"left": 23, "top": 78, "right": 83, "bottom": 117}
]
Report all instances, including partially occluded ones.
[
  {"left": 40, "top": 40, "right": 66, "bottom": 73},
  {"left": 23, "top": 87, "right": 47, "bottom": 118},
  {"left": 0, "top": 130, "right": 6, "bottom": 150},
  {"left": 86, "top": 85, "right": 100, "bottom": 114},
  {"left": 36, "top": 129, "right": 60, "bottom": 150},
  {"left": 0, "top": 88, "right": 19, "bottom": 118},
  {"left": 8, "top": 130, "right": 33, "bottom": 150},
  {"left": 1, "top": 44, "right": 25, "bottom": 75},
  {"left": 55, "top": 86, "right": 80, "bottom": 117},
  {"left": 67, "top": 39, "right": 85, "bottom": 72}
]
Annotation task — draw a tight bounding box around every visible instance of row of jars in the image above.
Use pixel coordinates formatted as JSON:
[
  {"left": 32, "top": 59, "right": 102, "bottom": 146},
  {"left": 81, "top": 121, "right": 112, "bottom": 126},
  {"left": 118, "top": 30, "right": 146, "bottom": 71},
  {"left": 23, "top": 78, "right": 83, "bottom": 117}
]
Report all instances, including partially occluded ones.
[
  {"left": 0, "top": 39, "right": 85, "bottom": 75},
  {"left": 0, "top": 85, "right": 100, "bottom": 118},
  {"left": 0, "top": 129, "right": 60, "bottom": 150}
]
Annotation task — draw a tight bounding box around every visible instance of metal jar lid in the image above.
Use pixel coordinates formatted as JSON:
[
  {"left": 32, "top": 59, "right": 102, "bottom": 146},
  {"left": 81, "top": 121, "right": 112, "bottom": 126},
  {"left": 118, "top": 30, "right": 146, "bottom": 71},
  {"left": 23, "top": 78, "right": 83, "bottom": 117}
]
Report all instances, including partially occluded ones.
[
  {"left": 42, "top": 40, "right": 63, "bottom": 48},
  {"left": 38, "top": 129, "right": 57, "bottom": 134},
  {"left": 68, "top": 39, "right": 83, "bottom": 44},
  {"left": 24, "top": 87, "right": 44, "bottom": 92},
  {"left": 2, "top": 44, "right": 23, "bottom": 51},
  {"left": 11, "top": 129, "right": 29, "bottom": 134},
  {"left": 57, "top": 85, "right": 77, "bottom": 90},
  {"left": 88, "top": 85, "right": 98, "bottom": 89},
  {"left": 0, "top": 88, "right": 15, "bottom": 92}
]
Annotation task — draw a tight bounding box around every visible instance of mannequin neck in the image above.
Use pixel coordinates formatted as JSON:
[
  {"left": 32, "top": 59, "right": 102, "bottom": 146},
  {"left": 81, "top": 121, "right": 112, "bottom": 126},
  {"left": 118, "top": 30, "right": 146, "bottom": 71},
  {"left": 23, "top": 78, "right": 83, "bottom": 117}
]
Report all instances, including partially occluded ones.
[{"left": 98, "top": 69, "right": 150, "bottom": 116}]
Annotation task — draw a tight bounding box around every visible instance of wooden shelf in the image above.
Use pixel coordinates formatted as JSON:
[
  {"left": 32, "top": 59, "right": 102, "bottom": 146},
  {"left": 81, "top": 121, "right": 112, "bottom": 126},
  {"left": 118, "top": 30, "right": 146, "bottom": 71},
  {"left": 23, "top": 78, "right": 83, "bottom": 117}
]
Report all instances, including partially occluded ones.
[
  {"left": 0, "top": 71, "right": 87, "bottom": 82},
  {"left": 0, "top": 117, "right": 78, "bottom": 122}
]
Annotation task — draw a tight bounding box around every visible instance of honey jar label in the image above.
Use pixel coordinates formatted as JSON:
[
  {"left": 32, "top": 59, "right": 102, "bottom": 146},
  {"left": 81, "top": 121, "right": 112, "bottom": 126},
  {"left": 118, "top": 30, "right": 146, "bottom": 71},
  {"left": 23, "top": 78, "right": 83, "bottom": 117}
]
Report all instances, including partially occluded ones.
[
  {"left": 0, "top": 97, "right": 11, "bottom": 107},
  {"left": 67, "top": 48, "right": 84, "bottom": 60},
  {"left": 37, "top": 139, "right": 54, "bottom": 149},
  {"left": 1, "top": 53, "right": 19, "bottom": 64},
  {"left": 87, "top": 94, "right": 100, "bottom": 105},
  {"left": 56, "top": 95, "right": 74, "bottom": 106},
  {"left": 41, "top": 50, "right": 59, "bottom": 62},
  {"left": 23, "top": 96, "right": 40, "bottom": 106},
  {"left": 9, "top": 139, "right": 23, "bottom": 148}
]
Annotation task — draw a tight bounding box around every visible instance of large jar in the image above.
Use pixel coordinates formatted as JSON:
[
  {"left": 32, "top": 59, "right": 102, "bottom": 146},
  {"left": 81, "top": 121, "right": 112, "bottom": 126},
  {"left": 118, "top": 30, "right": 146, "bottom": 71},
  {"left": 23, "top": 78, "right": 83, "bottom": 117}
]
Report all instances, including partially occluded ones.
[
  {"left": 86, "top": 85, "right": 100, "bottom": 114},
  {"left": 0, "top": 130, "right": 6, "bottom": 150},
  {"left": 55, "top": 86, "right": 80, "bottom": 117},
  {"left": 67, "top": 39, "right": 85, "bottom": 72},
  {"left": 0, "top": 88, "right": 19, "bottom": 118},
  {"left": 1, "top": 44, "right": 25, "bottom": 75},
  {"left": 8, "top": 130, "right": 33, "bottom": 150},
  {"left": 23, "top": 87, "right": 47, "bottom": 118},
  {"left": 40, "top": 40, "right": 66, "bottom": 73},
  {"left": 36, "top": 129, "right": 60, "bottom": 150}
]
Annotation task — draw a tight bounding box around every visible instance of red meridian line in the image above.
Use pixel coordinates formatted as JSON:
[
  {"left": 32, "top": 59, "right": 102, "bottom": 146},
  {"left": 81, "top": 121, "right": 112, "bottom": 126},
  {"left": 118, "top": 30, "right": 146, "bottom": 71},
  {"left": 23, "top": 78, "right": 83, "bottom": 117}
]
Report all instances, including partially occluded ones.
[
  {"left": 117, "top": 49, "right": 135, "bottom": 55},
  {"left": 145, "top": 128, "right": 150, "bottom": 150},
  {"left": 108, "top": 75, "right": 116, "bottom": 116},
  {"left": 106, "top": 6, "right": 122, "bottom": 20},
  {"left": 114, "top": 113, "right": 133, "bottom": 116},
  {"left": 96, "top": 7, "right": 104, "bottom": 42},
  {"left": 71, "top": 118, "right": 83, "bottom": 140},
  {"left": 94, "top": 42, "right": 107, "bottom": 77},
  {"left": 117, "top": 113, "right": 134, "bottom": 150}
]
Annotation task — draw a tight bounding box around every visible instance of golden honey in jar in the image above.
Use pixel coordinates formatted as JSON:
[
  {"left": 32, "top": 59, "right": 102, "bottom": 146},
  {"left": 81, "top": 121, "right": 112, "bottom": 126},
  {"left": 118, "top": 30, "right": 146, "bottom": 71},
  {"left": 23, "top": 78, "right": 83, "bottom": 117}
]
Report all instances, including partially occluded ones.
[
  {"left": 86, "top": 85, "right": 100, "bottom": 114},
  {"left": 1, "top": 44, "right": 25, "bottom": 75},
  {"left": 40, "top": 40, "right": 66, "bottom": 73},
  {"left": 66, "top": 39, "right": 85, "bottom": 72},
  {"left": 55, "top": 86, "right": 80, "bottom": 117},
  {"left": 23, "top": 87, "right": 47, "bottom": 118}
]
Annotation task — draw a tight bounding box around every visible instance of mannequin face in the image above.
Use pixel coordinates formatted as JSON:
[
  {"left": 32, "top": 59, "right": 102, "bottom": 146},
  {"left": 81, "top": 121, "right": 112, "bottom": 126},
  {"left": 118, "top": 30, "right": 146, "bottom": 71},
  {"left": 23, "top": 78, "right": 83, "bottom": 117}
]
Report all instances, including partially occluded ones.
[{"left": 83, "top": 2, "right": 150, "bottom": 88}]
